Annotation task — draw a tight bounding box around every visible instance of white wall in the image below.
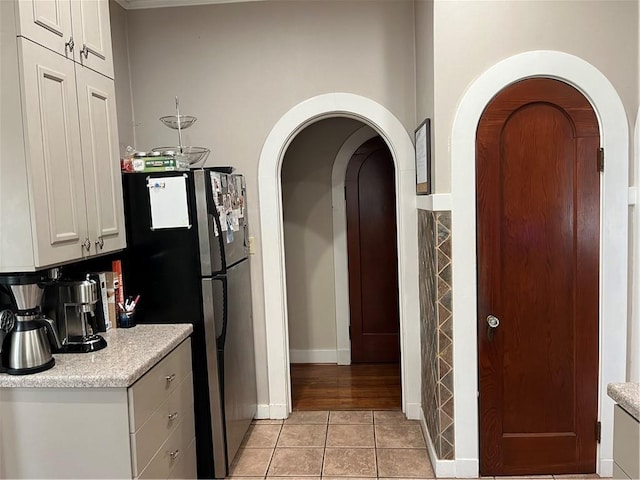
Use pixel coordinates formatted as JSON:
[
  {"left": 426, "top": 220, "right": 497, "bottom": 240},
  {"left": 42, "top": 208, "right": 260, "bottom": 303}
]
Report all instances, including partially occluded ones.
[
  {"left": 429, "top": 1, "right": 638, "bottom": 472},
  {"left": 414, "top": 0, "right": 434, "bottom": 169},
  {"left": 631, "top": 6, "right": 640, "bottom": 383},
  {"left": 431, "top": 0, "right": 639, "bottom": 193},
  {"left": 109, "top": 0, "right": 135, "bottom": 154},
  {"left": 123, "top": 0, "right": 417, "bottom": 408},
  {"left": 429, "top": 0, "right": 639, "bottom": 386},
  {"left": 113, "top": 0, "right": 639, "bottom": 429},
  {"left": 281, "top": 118, "right": 362, "bottom": 358}
]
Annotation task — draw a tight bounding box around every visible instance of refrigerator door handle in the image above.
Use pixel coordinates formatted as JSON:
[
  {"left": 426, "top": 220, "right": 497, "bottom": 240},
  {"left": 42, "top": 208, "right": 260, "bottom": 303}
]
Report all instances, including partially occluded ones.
[
  {"left": 194, "top": 171, "right": 213, "bottom": 276},
  {"left": 243, "top": 222, "right": 248, "bottom": 248},
  {"left": 213, "top": 277, "right": 227, "bottom": 350}
]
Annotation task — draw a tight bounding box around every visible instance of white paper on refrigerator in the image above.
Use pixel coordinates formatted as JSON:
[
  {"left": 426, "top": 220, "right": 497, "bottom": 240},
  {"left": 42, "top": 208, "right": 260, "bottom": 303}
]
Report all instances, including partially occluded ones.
[{"left": 147, "top": 175, "right": 191, "bottom": 229}]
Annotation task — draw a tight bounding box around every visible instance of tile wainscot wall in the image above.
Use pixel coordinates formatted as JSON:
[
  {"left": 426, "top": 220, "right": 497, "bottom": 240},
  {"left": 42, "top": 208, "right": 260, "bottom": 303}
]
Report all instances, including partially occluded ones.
[{"left": 419, "top": 210, "right": 454, "bottom": 460}]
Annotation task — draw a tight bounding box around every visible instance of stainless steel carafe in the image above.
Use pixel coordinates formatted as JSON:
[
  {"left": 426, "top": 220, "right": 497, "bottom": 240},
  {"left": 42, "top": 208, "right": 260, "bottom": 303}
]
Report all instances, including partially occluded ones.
[{"left": 0, "top": 275, "right": 62, "bottom": 375}]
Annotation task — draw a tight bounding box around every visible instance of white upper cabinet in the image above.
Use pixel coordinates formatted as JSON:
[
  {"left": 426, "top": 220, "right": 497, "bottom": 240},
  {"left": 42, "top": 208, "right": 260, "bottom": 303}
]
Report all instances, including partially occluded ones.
[
  {"left": 0, "top": 0, "right": 125, "bottom": 272},
  {"left": 18, "top": 40, "right": 89, "bottom": 268},
  {"left": 76, "top": 67, "right": 126, "bottom": 256},
  {"left": 15, "top": 0, "right": 114, "bottom": 79},
  {"left": 70, "top": 0, "right": 114, "bottom": 79},
  {"left": 14, "top": 0, "right": 74, "bottom": 59}
]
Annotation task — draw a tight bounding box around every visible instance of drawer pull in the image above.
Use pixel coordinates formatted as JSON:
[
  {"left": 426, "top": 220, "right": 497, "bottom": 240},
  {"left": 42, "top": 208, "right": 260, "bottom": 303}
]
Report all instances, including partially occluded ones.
[
  {"left": 168, "top": 412, "right": 179, "bottom": 421},
  {"left": 169, "top": 449, "right": 180, "bottom": 460},
  {"left": 165, "top": 373, "right": 176, "bottom": 384}
]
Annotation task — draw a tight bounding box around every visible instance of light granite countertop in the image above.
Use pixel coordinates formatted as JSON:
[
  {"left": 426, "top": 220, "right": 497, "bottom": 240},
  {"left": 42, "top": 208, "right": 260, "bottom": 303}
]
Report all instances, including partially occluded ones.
[
  {"left": 0, "top": 324, "right": 192, "bottom": 388},
  {"left": 607, "top": 382, "right": 640, "bottom": 421}
]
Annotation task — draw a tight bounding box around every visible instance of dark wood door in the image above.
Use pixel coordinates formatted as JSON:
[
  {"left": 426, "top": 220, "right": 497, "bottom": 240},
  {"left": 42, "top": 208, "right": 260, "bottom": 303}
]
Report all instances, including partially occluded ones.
[
  {"left": 346, "top": 136, "right": 400, "bottom": 363},
  {"left": 476, "top": 78, "right": 600, "bottom": 475}
]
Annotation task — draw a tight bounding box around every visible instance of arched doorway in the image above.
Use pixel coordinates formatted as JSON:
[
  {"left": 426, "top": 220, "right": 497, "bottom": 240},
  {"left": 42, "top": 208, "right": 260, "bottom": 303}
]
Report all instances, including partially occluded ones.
[
  {"left": 282, "top": 123, "right": 402, "bottom": 409},
  {"left": 450, "top": 51, "right": 628, "bottom": 477},
  {"left": 257, "top": 93, "right": 420, "bottom": 419}
]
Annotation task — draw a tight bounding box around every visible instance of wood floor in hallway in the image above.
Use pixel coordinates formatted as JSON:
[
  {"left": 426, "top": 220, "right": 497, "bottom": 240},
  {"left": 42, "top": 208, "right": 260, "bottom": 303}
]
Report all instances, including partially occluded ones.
[{"left": 290, "top": 363, "right": 401, "bottom": 411}]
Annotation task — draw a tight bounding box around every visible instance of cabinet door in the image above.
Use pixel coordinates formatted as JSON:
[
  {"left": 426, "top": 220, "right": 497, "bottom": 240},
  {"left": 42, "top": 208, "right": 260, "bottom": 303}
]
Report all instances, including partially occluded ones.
[
  {"left": 15, "top": 0, "right": 74, "bottom": 60},
  {"left": 70, "top": 0, "right": 114, "bottom": 79},
  {"left": 19, "top": 39, "right": 89, "bottom": 267},
  {"left": 76, "top": 67, "right": 126, "bottom": 256}
]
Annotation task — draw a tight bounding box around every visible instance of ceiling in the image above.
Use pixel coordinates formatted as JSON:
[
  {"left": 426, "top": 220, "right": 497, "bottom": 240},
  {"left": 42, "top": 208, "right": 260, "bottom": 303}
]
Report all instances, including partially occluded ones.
[{"left": 115, "top": 0, "right": 262, "bottom": 10}]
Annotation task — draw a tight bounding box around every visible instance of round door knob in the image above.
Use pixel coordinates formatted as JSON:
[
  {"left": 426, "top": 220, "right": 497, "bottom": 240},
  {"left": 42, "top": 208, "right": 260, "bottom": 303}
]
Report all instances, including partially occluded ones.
[{"left": 487, "top": 315, "right": 500, "bottom": 328}]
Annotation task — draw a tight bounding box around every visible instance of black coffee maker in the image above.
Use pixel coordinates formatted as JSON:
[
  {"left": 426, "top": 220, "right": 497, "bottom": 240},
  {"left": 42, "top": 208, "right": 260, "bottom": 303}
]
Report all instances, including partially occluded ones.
[
  {"left": 0, "top": 273, "right": 62, "bottom": 375},
  {"left": 42, "top": 275, "right": 107, "bottom": 353}
]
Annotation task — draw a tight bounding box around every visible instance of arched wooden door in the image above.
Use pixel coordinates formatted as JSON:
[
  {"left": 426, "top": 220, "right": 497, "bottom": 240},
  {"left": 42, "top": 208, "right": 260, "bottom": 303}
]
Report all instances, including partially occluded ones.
[
  {"left": 476, "top": 78, "right": 600, "bottom": 475},
  {"left": 346, "top": 136, "right": 400, "bottom": 363}
]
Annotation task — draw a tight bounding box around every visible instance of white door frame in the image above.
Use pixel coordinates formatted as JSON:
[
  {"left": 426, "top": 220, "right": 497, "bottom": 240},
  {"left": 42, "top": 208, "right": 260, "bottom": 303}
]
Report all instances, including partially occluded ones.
[
  {"left": 450, "top": 51, "right": 629, "bottom": 477},
  {"left": 331, "top": 125, "right": 378, "bottom": 365},
  {"left": 631, "top": 108, "right": 640, "bottom": 383},
  {"left": 257, "top": 93, "right": 421, "bottom": 419}
]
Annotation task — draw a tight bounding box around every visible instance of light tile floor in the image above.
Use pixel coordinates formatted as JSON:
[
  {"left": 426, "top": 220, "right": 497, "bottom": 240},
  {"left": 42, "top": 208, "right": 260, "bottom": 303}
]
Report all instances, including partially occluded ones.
[
  {"left": 228, "top": 410, "right": 433, "bottom": 478},
  {"left": 227, "top": 410, "right": 601, "bottom": 480}
]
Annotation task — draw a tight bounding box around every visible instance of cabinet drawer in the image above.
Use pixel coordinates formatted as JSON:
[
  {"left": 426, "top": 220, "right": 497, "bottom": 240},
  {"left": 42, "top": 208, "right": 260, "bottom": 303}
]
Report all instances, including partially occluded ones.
[
  {"left": 169, "top": 437, "right": 197, "bottom": 480},
  {"left": 613, "top": 404, "right": 640, "bottom": 479},
  {"left": 137, "top": 404, "right": 195, "bottom": 480},
  {"left": 129, "top": 339, "right": 191, "bottom": 432},
  {"left": 131, "top": 373, "right": 194, "bottom": 477}
]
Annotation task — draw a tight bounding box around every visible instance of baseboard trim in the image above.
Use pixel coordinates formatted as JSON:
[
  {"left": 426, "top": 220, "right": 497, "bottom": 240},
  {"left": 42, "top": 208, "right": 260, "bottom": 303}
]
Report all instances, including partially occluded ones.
[
  {"left": 598, "top": 458, "right": 613, "bottom": 477},
  {"left": 268, "top": 403, "right": 289, "bottom": 419},
  {"left": 289, "top": 349, "right": 337, "bottom": 364},
  {"left": 405, "top": 402, "right": 422, "bottom": 421},
  {"left": 454, "top": 458, "right": 479, "bottom": 478},
  {"left": 255, "top": 403, "right": 289, "bottom": 419},
  {"left": 420, "top": 408, "right": 456, "bottom": 478},
  {"left": 255, "top": 404, "right": 270, "bottom": 419},
  {"left": 336, "top": 349, "right": 351, "bottom": 365}
]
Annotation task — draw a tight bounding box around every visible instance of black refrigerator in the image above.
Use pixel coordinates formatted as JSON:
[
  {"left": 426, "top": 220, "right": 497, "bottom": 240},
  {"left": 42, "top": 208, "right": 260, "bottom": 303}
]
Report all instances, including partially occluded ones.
[{"left": 121, "top": 168, "right": 257, "bottom": 479}]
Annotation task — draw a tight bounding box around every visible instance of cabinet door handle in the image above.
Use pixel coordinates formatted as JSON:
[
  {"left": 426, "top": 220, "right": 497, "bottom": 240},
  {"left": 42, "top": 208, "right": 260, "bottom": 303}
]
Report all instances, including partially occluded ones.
[
  {"left": 169, "top": 449, "right": 180, "bottom": 460},
  {"left": 165, "top": 373, "right": 176, "bottom": 384},
  {"left": 65, "top": 37, "right": 74, "bottom": 53},
  {"left": 79, "top": 44, "right": 105, "bottom": 61},
  {"left": 83, "top": 238, "right": 91, "bottom": 251},
  {"left": 168, "top": 412, "right": 179, "bottom": 421},
  {"left": 95, "top": 237, "right": 104, "bottom": 249}
]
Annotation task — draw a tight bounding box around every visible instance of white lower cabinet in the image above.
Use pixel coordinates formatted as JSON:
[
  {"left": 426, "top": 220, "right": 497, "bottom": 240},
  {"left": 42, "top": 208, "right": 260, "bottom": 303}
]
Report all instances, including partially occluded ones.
[
  {"left": 612, "top": 405, "right": 640, "bottom": 479},
  {"left": 0, "top": 339, "right": 196, "bottom": 479},
  {"left": 129, "top": 340, "right": 196, "bottom": 479}
]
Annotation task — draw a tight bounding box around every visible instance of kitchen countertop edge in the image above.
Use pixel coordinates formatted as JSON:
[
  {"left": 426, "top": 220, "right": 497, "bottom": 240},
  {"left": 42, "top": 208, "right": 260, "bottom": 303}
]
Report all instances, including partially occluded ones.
[
  {"left": 0, "top": 324, "right": 193, "bottom": 388},
  {"left": 607, "top": 382, "right": 640, "bottom": 421}
]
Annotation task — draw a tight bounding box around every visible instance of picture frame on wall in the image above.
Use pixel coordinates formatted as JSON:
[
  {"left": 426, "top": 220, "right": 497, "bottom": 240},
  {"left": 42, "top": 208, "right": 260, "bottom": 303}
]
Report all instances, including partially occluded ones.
[{"left": 414, "top": 118, "right": 431, "bottom": 195}]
